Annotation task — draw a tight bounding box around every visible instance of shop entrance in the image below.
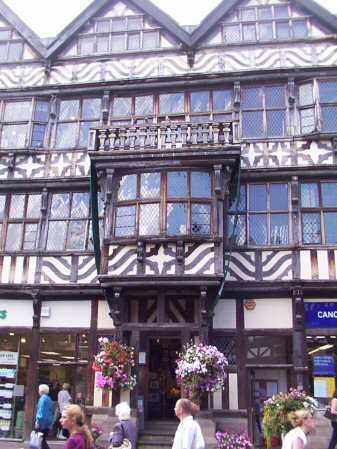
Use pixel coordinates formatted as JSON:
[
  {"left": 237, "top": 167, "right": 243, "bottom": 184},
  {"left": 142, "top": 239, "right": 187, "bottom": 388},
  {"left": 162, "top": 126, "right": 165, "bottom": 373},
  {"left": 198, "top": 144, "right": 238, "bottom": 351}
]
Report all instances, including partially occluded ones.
[
  {"left": 248, "top": 367, "right": 291, "bottom": 447},
  {"left": 147, "top": 337, "right": 181, "bottom": 419}
]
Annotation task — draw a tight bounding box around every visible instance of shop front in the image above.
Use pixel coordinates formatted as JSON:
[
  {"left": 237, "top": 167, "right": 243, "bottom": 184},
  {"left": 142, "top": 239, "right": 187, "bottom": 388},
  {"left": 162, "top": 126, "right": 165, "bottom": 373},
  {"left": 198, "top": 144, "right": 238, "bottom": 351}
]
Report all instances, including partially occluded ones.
[{"left": 305, "top": 300, "right": 337, "bottom": 404}]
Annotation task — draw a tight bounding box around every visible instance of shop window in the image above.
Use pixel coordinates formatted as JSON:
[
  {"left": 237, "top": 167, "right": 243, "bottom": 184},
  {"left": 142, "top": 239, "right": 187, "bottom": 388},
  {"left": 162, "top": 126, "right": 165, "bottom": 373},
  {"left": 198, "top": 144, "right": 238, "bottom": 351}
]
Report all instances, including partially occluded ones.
[
  {"left": 0, "top": 99, "right": 49, "bottom": 150},
  {"left": 0, "top": 193, "right": 42, "bottom": 251},
  {"left": 39, "top": 333, "right": 89, "bottom": 363},
  {"left": 45, "top": 191, "right": 104, "bottom": 251},
  {"left": 55, "top": 98, "right": 101, "bottom": 149},
  {"left": 114, "top": 170, "right": 212, "bottom": 237},
  {"left": 300, "top": 181, "right": 337, "bottom": 244},
  {"left": 241, "top": 84, "right": 287, "bottom": 138},
  {"left": 227, "top": 182, "right": 290, "bottom": 246},
  {"left": 221, "top": 4, "right": 309, "bottom": 44}
]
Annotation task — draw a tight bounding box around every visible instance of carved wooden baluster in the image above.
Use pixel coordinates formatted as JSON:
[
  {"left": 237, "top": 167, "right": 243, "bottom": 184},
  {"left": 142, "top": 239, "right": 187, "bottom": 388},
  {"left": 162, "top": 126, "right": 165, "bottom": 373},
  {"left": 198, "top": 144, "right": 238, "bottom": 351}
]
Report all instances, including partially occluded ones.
[
  {"left": 98, "top": 128, "right": 107, "bottom": 151},
  {"left": 139, "top": 126, "right": 147, "bottom": 150},
  {"left": 129, "top": 126, "right": 136, "bottom": 150},
  {"left": 119, "top": 127, "right": 127, "bottom": 150},
  {"left": 191, "top": 123, "right": 198, "bottom": 145},
  {"left": 223, "top": 122, "right": 230, "bottom": 144},
  {"left": 202, "top": 123, "right": 209, "bottom": 144},
  {"left": 181, "top": 124, "right": 188, "bottom": 146},
  {"left": 212, "top": 122, "right": 219, "bottom": 144},
  {"left": 170, "top": 124, "right": 177, "bottom": 148},
  {"left": 108, "top": 127, "right": 116, "bottom": 150},
  {"left": 160, "top": 123, "right": 167, "bottom": 148},
  {"left": 149, "top": 125, "right": 157, "bottom": 148}
]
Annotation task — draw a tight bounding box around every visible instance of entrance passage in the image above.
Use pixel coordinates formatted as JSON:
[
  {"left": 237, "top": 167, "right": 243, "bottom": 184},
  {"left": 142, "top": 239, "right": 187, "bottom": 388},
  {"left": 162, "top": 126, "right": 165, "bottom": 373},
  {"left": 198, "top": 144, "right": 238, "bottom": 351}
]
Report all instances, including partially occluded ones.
[{"left": 148, "top": 338, "right": 181, "bottom": 419}]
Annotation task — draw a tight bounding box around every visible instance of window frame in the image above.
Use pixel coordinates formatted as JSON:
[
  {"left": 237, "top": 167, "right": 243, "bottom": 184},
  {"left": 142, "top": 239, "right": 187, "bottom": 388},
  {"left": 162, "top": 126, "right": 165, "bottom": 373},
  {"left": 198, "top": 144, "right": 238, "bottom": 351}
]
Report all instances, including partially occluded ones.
[
  {"left": 227, "top": 182, "right": 291, "bottom": 247},
  {"left": 114, "top": 170, "right": 213, "bottom": 238},
  {"left": 300, "top": 181, "right": 337, "bottom": 245},
  {"left": 0, "top": 193, "right": 42, "bottom": 251}
]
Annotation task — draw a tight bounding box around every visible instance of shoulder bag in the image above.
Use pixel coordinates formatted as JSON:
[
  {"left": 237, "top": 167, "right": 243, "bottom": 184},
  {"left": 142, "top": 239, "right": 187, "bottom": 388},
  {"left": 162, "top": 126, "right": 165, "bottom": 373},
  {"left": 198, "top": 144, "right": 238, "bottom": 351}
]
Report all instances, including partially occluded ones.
[{"left": 324, "top": 406, "right": 337, "bottom": 422}]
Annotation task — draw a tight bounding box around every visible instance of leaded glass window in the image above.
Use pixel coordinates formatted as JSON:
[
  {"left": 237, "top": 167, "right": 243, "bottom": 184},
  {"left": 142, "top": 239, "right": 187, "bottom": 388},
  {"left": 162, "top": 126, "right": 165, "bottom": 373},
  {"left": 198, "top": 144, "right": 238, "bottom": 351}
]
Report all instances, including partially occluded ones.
[
  {"left": 241, "top": 84, "right": 287, "bottom": 138},
  {"left": 300, "top": 182, "right": 337, "bottom": 244},
  {"left": 46, "top": 192, "right": 101, "bottom": 251},
  {"left": 222, "top": 4, "right": 309, "bottom": 43},
  {"left": 0, "top": 99, "right": 49, "bottom": 149},
  {"left": 55, "top": 98, "right": 100, "bottom": 149},
  {"left": 114, "top": 171, "right": 212, "bottom": 237},
  {"left": 77, "top": 16, "right": 160, "bottom": 54},
  {"left": 227, "top": 182, "right": 290, "bottom": 246},
  {"left": 2, "top": 193, "right": 42, "bottom": 251}
]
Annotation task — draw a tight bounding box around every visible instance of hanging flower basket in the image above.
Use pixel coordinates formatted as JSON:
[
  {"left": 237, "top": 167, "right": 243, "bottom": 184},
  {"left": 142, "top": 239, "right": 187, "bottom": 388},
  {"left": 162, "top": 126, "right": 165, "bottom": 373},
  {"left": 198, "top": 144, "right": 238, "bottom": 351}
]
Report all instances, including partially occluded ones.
[
  {"left": 92, "top": 337, "right": 136, "bottom": 391},
  {"left": 262, "top": 388, "right": 319, "bottom": 449},
  {"left": 175, "top": 341, "right": 228, "bottom": 403},
  {"left": 216, "top": 430, "right": 254, "bottom": 449}
]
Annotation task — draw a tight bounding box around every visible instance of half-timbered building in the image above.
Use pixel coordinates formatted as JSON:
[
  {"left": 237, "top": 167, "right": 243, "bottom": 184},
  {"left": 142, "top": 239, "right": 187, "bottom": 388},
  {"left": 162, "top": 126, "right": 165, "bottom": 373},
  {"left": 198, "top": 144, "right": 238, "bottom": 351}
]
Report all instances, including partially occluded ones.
[{"left": 0, "top": 0, "right": 337, "bottom": 445}]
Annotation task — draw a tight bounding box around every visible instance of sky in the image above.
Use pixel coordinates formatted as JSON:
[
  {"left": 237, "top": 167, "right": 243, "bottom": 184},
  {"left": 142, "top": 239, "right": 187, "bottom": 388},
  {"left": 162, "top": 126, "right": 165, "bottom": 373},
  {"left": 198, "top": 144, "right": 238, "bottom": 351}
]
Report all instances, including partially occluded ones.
[{"left": 3, "top": 0, "right": 337, "bottom": 38}]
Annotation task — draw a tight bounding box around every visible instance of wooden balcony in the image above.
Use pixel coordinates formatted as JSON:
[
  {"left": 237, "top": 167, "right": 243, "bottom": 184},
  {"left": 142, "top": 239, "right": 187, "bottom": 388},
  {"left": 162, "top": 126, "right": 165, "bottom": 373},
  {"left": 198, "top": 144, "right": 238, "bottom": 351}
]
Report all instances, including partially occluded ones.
[{"left": 89, "top": 120, "right": 239, "bottom": 152}]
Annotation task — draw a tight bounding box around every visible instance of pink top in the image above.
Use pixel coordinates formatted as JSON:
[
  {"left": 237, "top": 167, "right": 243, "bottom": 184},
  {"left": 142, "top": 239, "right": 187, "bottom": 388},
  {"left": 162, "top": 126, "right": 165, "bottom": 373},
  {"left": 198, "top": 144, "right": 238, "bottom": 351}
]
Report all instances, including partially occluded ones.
[{"left": 64, "top": 432, "right": 86, "bottom": 449}]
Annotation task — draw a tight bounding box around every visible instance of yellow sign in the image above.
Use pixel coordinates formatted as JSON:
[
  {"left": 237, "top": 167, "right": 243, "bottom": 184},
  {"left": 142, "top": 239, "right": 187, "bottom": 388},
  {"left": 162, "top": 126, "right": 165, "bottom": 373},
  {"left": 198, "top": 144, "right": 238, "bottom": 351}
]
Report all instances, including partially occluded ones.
[{"left": 314, "top": 377, "right": 335, "bottom": 397}]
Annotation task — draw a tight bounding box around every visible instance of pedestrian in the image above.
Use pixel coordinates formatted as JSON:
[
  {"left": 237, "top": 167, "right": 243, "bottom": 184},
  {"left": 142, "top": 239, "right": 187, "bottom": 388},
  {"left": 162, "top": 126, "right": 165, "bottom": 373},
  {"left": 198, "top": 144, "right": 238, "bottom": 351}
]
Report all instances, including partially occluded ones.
[
  {"left": 172, "top": 398, "right": 205, "bottom": 449},
  {"left": 60, "top": 404, "right": 93, "bottom": 449},
  {"left": 57, "top": 383, "right": 72, "bottom": 439},
  {"left": 281, "top": 408, "right": 315, "bottom": 449},
  {"left": 35, "top": 384, "right": 53, "bottom": 449},
  {"left": 109, "top": 402, "right": 137, "bottom": 449},
  {"left": 327, "top": 389, "right": 337, "bottom": 449}
]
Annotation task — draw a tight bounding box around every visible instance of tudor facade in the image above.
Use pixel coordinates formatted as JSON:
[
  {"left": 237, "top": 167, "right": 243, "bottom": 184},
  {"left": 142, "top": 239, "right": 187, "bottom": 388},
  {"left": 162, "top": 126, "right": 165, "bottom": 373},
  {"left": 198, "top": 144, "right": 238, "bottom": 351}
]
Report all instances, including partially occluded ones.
[{"left": 0, "top": 0, "right": 337, "bottom": 444}]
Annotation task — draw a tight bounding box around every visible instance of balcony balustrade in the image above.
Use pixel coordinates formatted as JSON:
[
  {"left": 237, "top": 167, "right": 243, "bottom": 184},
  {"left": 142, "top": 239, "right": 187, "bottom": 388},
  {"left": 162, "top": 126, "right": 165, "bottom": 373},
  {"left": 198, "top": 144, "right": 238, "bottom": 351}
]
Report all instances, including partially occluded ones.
[{"left": 89, "top": 120, "right": 239, "bottom": 152}]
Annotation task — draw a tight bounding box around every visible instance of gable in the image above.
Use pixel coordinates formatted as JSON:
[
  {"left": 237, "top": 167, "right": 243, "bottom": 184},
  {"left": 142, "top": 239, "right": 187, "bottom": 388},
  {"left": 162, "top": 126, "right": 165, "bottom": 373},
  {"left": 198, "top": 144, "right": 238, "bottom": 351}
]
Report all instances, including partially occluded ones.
[
  {"left": 197, "top": 0, "right": 336, "bottom": 47},
  {"left": 0, "top": 15, "right": 42, "bottom": 62},
  {"left": 200, "top": 0, "right": 333, "bottom": 47},
  {"left": 52, "top": 0, "right": 183, "bottom": 59}
]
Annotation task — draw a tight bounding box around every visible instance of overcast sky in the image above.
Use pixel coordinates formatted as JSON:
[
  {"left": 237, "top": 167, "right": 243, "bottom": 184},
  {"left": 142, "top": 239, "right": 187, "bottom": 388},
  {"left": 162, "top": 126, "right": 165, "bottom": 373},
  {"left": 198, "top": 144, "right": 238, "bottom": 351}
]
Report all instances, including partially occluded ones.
[{"left": 3, "top": 0, "right": 337, "bottom": 38}]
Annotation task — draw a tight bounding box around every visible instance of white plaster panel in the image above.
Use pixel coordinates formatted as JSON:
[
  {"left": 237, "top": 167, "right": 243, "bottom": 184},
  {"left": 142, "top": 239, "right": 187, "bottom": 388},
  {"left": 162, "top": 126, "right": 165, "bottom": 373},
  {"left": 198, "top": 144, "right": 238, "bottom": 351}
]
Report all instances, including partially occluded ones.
[
  {"left": 317, "top": 250, "right": 329, "bottom": 280},
  {"left": 244, "top": 298, "right": 292, "bottom": 329},
  {"left": 304, "top": 298, "right": 337, "bottom": 303},
  {"left": 300, "top": 250, "right": 312, "bottom": 280},
  {"left": 213, "top": 300, "right": 236, "bottom": 329},
  {"left": 229, "top": 373, "right": 238, "bottom": 410},
  {"left": 40, "top": 301, "right": 91, "bottom": 328},
  {"left": 1, "top": 257, "right": 11, "bottom": 283},
  {"left": 0, "top": 300, "right": 34, "bottom": 327},
  {"left": 213, "top": 389, "right": 222, "bottom": 409},
  {"left": 98, "top": 300, "right": 115, "bottom": 329}
]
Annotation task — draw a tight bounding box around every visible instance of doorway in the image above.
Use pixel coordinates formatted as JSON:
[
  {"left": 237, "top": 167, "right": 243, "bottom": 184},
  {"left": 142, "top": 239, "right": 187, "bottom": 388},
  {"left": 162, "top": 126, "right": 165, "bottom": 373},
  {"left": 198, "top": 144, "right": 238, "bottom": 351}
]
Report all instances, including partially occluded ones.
[
  {"left": 148, "top": 337, "right": 181, "bottom": 419},
  {"left": 248, "top": 368, "right": 290, "bottom": 446}
]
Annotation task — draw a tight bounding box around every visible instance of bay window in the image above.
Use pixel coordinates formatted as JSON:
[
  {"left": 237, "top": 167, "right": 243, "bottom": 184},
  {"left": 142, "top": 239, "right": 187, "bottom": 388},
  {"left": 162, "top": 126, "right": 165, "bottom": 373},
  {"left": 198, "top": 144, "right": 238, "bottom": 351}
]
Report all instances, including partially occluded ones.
[{"left": 114, "top": 171, "right": 212, "bottom": 237}]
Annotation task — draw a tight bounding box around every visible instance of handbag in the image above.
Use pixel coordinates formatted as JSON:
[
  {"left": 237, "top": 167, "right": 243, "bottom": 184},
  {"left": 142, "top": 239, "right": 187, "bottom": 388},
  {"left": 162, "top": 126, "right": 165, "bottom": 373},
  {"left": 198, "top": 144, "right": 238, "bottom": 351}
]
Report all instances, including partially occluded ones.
[
  {"left": 29, "top": 430, "right": 43, "bottom": 449},
  {"left": 108, "top": 438, "right": 132, "bottom": 449},
  {"left": 324, "top": 406, "right": 337, "bottom": 422}
]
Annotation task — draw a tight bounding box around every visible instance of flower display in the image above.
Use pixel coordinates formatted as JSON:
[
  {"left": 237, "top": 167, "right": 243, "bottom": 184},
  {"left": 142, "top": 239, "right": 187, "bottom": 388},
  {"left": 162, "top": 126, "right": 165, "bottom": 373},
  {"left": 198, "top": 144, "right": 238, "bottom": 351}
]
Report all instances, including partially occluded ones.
[
  {"left": 90, "top": 423, "right": 103, "bottom": 441},
  {"left": 92, "top": 337, "right": 136, "bottom": 391},
  {"left": 262, "top": 388, "right": 319, "bottom": 448},
  {"left": 175, "top": 341, "right": 228, "bottom": 401},
  {"left": 216, "top": 430, "right": 254, "bottom": 449}
]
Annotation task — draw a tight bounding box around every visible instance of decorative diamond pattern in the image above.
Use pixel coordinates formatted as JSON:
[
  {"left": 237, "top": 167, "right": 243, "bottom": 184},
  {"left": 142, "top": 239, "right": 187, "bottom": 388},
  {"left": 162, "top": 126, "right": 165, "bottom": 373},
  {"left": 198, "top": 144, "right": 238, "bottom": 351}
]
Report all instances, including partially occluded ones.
[{"left": 214, "top": 335, "right": 236, "bottom": 365}]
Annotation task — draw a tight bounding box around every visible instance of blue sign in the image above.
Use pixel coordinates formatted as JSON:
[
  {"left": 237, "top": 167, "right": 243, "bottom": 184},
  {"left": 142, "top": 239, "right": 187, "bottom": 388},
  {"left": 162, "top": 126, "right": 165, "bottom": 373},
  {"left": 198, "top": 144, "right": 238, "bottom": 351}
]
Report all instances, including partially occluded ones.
[
  {"left": 305, "top": 302, "right": 337, "bottom": 328},
  {"left": 313, "top": 355, "right": 335, "bottom": 376}
]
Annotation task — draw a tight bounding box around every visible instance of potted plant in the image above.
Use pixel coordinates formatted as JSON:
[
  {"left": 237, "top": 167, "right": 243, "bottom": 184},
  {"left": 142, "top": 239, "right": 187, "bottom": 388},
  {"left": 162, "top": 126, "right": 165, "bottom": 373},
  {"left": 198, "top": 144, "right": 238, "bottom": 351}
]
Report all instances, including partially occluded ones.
[
  {"left": 216, "top": 430, "right": 254, "bottom": 449},
  {"left": 175, "top": 341, "right": 228, "bottom": 403},
  {"left": 92, "top": 337, "right": 137, "bottom": 391},
  {"left": 262, "top": 388, "right": 319, "bottom": 449}
]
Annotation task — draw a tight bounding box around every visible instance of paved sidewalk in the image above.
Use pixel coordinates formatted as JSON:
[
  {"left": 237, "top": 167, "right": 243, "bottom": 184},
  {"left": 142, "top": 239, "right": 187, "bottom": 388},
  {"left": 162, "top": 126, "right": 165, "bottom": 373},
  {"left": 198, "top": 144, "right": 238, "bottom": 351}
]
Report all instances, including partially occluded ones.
[{"left": 0, "top": 438, "right": 65, "bottom": 449}]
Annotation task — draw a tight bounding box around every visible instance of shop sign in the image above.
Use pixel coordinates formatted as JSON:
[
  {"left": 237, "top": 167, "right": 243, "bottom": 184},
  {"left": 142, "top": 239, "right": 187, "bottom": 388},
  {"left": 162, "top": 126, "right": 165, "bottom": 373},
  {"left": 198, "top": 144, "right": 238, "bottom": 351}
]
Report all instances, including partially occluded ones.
[
  {"left": 313, "top": 355, "right": 335, "bottom": 376},
  {"left": 0, "top": 351, "right": 18, "bottom": 366},
  {"left": 305, "top": 302, "right": 337, "bottom": 328}
]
